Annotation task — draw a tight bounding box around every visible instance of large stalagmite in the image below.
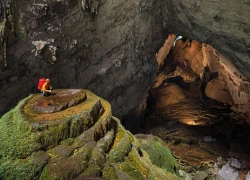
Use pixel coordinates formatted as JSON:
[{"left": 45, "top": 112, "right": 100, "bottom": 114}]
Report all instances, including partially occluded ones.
[{"left": 0, "top": 89, "right": 180, "bottom": 180}]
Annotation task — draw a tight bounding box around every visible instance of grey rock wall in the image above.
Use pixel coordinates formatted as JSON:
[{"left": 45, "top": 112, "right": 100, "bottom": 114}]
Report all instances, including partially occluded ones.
[{"left": 0, "top": 0, "right": 162, "bottom": 119}]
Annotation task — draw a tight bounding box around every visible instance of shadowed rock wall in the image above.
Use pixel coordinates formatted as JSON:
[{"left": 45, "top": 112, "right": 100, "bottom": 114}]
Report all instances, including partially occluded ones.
[{"left": 0, "top": 0, "right": 162, "bottom": 120}]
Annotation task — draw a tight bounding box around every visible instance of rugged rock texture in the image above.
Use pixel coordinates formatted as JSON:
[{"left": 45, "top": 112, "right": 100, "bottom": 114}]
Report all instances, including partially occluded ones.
[
  {"left": 153, "top": 35, "right": 250, "bottom": 122},
  {"left": 152, "top": 83, "right": 186, "bottom": 108},
  {"left": 168, "top": 39, "right": 250, "bottom": 122},
  {"left": 0, "top": 0, "right": 162, "bottom": 122},
  {"left": 161, "top": 0, "right": 250, "bottom": 79},
  {"left": 0, "top": 89, "right": 180, "bottom": 180},
  {"left": 205, "top": 78, "right": 234, "bottom": 105}
]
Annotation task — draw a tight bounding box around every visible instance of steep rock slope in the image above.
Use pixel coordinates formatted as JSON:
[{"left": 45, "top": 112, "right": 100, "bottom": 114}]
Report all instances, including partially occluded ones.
[{"left": 0, "top": 89, "right": 180, "bottom": 180}]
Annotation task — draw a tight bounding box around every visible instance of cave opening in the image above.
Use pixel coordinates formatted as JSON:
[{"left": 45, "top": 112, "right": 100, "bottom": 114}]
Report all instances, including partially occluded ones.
[{"left": 140, "top": 34, "right": 250, "bottom": 179}]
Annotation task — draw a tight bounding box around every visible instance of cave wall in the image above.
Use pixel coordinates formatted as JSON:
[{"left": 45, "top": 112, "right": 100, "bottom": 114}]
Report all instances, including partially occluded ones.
[
  {"left": 1, "top": 0, "right": 250, "bottom": 127},
  {"left": 161, "top": 0, "right": 250, "bottom": 79},
  {"left": 170, "top": 39, "right": 250, "bottom": 121},
  {"left": 0, "top": 0, "right": 163, "bottom": 119}
]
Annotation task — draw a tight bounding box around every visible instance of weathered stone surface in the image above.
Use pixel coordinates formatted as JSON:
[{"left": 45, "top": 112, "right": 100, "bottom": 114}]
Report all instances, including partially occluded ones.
[
  {"left": 0, "top": 0, "right": 161, "bottom": 123},
  {"left": 30, "top": 89, "right": 86, "bottom": 113},
  {"left": 152, "top": 83, "right": 186, "bottom": 108},
  {"left": 156, "top": 34, "right": 176, "bottom": 68},
  {"left": 205, "top": 79, "right": 233, "bottom": 105},
  {"left": 168, "top": 38, "right": 250, "bottom": 123},
  {"left": 0, "top": 89, "right": 180, "bottom": 180},
  {"left": 161, "top": 0, "right": 250, "bottom": 79}
]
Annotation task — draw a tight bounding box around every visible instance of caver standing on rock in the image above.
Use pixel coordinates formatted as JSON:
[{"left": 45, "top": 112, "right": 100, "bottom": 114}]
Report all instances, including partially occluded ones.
[{"left": 41, "top": 78, "right": 52, "bottom": 96}]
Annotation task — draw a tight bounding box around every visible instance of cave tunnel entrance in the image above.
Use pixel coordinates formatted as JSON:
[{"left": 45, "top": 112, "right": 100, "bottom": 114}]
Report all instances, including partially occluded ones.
[{"left": 140, "top": 34, "right": 250, "bottom": 179}]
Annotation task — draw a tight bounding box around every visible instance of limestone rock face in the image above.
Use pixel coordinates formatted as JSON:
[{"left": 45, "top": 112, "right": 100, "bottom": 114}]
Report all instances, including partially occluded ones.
[
  {"left": 0, "top": 89, "right": 180, "bottom": 180},
  {"left": 170, "top": 39, "right": 250, "bottom": 123},
  {"left": 152, "top": 83, "right": 186, "bottom": 108},
  {"left": 205, "top": 79, "right": 233, "bottom": 105},
  {"left": 161, "top": 0, "right": 250, "bottom": 80},
  {"left": 0, "top": 0, "right": 161, "bottom": 119}
]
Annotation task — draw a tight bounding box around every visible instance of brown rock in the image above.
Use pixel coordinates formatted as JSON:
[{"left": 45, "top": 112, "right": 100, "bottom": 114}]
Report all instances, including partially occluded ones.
[
  {"left": 205, "top": 79, "right": 233, "bottom": 105},
  {"left": 153, "top": 83, "right": 186, "bottom": 108}
]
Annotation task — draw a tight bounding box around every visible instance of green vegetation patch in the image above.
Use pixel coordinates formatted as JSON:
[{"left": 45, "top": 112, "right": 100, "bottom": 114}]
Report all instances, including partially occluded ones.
[
  {"left": 0, "top": 151, "right": 49, "bottom": 180},
  {"left": 118, "top": 162, "right": 145, "bottom": 180},
  {"left": 0, "top": 96, "right": 41, "bottom": 159},
  {"left": 135, "top": 134, "right": 178, "bottom": 175}
]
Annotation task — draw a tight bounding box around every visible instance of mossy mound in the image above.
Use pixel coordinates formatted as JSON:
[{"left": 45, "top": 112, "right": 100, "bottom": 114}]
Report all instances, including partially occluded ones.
[
  {"left": 0, "top": 89, "right": 181, "bottom": 180},
  {"left": 135, "top": 134, "right": 179, "bottom": 174}
]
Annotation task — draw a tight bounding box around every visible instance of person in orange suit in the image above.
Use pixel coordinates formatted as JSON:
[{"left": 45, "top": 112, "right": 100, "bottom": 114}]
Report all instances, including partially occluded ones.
[{"left": 41, "top": 79, "right": 52, "bottom": 96}]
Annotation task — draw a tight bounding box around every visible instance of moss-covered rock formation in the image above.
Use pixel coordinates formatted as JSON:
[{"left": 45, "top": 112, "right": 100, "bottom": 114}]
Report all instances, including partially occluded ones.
[{"left": 0, "top": 89, "right": 180, "bottom": 180}]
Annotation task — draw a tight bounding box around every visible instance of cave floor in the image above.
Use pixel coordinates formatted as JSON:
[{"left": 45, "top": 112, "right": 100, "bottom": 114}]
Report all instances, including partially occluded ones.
[{"left": 140, "top": 82, "right": 250, "bottom": 179}]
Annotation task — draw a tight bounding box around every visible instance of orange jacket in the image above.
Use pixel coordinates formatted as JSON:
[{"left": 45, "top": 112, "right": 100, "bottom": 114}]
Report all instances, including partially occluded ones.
[{"left": 41, "top": 82, "right": 51, "bottom": 92}]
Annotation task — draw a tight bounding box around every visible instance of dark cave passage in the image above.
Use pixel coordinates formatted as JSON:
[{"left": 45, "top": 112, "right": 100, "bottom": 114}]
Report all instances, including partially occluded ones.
[{"left": 139, "top": 36, "right": 250, "bottom": 179}]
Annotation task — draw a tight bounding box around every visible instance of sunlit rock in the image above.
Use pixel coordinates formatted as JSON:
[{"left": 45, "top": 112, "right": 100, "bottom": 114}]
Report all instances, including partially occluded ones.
[
  {"left": 205, "top": 78, "right": 233, "bottom": 105},
  {"left": 172, "top": 66, "right": 199, "bottom": 82},
  {"left": 156, "top": 34, "right": 176, "bottom": 69},
  {"left": 161, "top": 0, "right": 250, "bottom": 79},
  {"left": 169, "top": 38, "right": 250, "bottom": 123},
  {"left": 152, "top": 83, "right": 185, "bottom": 108}
]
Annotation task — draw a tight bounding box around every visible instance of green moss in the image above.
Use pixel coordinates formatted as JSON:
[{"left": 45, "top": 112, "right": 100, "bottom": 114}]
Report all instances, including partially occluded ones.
[
  {"left": 40, "top": 140, "right": 96, "bottom": 180},
  {"left": 125, "top": 148, "right": 149, "bottom": 178},
  {"left": 106, "top": 127, "right": 132, "bottom": 164},
  {"left": 109, "top": 127, "right": 125, "bottom": 151},
  {"left": 37, "top": 119, "right": 72, "bottom": 149},
  {"left": 69, "top": 112, "right": 90, "bottom": 137},
  {"left": 0, "top": 151, "right": 49, "bottom": 180},
  {"left": 79, "top": 165, "right": 101, "bottom": 177},
  {"left": 60, "top": 138, "right": 74, "bottom": 146},
  {"left": 150, "top": 141, "right": 177, "bottom": 173},
  {"left": 0, "top": 96, "right": 41, "bottom": 159},
  {"left": 102, "top": 165, "right": 118, "bottom": 180},
  {"left": 47, "top": 145, "right": 74, "bottom": 158},
  {"left": 118, "top": 163, "right": 144, "bottom": 180},
  {"left": 136, "top": 135, "right": 178, "bottom": 175}
]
